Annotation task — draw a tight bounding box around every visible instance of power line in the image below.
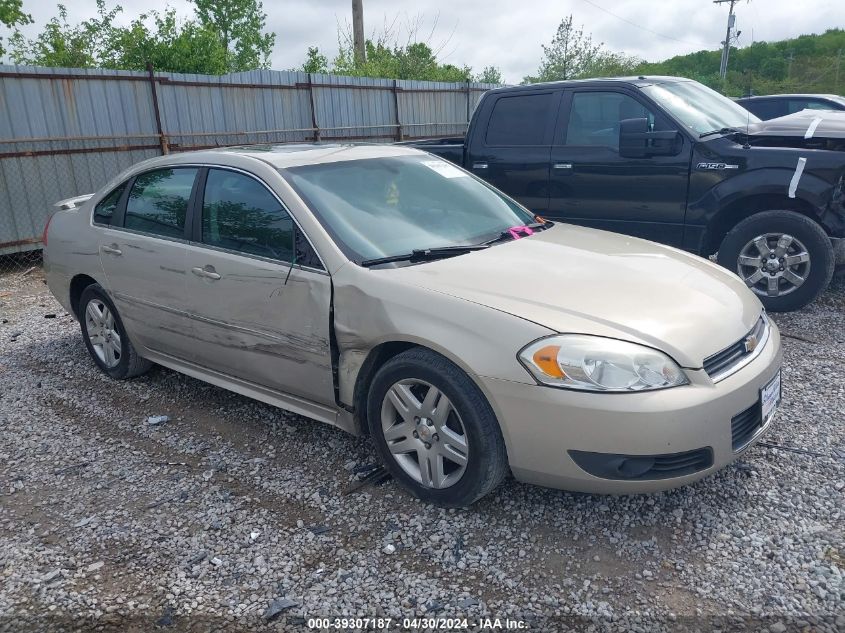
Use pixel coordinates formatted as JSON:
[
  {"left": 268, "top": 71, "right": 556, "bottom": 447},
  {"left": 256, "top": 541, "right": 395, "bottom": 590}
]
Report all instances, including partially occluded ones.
[{"left": 578, "top": 0, "right": 701, "bottom": 48}]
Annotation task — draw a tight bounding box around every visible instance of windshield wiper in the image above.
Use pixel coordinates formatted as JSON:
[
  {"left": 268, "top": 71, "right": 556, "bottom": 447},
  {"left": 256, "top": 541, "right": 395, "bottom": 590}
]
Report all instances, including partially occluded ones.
[
  {"left": 360, "top": 244, "right": 489, "bottom": 267},
  {"left": 699, "top": 127, "right": 743, "bottom": 139},
  {"left": 481, "top": 220, "right": 554, "bottom": 246}
]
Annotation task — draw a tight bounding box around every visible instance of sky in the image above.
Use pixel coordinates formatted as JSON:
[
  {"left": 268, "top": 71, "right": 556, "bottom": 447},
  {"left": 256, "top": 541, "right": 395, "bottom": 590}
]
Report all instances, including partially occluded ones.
[{"left": 12, "top": 0, "right": 843, "bottom": 82}]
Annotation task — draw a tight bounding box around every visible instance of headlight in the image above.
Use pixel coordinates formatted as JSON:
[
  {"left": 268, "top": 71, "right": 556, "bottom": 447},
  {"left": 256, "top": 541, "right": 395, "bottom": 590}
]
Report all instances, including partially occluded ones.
[{"left": 518, "top": 335, "right": 689, "bottom": 392}]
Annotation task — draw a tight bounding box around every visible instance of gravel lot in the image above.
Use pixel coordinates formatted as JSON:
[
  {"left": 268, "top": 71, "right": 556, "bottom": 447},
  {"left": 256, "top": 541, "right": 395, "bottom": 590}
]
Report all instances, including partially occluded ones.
[{"left": 1, "top": 267, "right": 843, "bottom": 632}]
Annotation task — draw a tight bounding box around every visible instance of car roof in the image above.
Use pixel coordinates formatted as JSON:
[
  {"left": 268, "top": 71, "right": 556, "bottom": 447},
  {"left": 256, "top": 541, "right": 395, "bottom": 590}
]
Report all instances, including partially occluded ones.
[
  {"left": 737, "top": 94, "right": 843, "bottom": 101},
  {"left": 140, "top": 143, "right": 425, "bottom": 171},
  {"left": 487, "top": 75, "right": 690, "bottom": 93}
]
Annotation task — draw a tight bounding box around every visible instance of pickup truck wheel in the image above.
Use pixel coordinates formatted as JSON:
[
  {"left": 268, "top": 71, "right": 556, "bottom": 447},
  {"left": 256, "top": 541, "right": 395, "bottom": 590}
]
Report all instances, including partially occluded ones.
[
  {"left": 367, "top": 348, "right": 508, "bottom": 507},
  {"left": 717, "top": 211, "right": 834, "bottom": 312}
]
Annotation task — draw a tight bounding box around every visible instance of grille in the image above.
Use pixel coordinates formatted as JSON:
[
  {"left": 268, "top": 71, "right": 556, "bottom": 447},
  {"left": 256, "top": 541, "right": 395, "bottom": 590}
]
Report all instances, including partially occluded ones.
[
  {"left": 646, "top": 449, "right": 714, "bottom": 477},
  {"left": 731, "top": 402, "right": 763, "bottom": 451},
  {"left": 703, "top": 316, "right": 767, "bottom": 380},
  {"left": 568, "top": 447, "right": 713, "bottom": 480}
]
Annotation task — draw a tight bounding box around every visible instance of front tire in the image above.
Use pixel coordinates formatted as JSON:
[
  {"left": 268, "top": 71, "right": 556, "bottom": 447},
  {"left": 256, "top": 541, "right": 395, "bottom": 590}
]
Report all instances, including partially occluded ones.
[
  {"left": 717, "top": 210, "right": 834, "bottom": 312},
  {"left": 78, "top": 284, "right": 152, "bottom": 380},
  {"left": 367, "top": 348, "right": 508, "bottom": 507}
]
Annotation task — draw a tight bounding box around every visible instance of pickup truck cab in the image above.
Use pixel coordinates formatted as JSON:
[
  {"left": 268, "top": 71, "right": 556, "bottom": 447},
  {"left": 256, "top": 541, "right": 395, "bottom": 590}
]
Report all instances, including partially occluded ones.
[{"left": 408, "top": 76, "right": 845, "bottom": 312}]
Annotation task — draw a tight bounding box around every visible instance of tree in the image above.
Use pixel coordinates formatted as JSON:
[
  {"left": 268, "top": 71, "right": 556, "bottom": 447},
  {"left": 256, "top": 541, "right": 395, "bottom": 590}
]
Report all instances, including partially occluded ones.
[
  {"left": 475, "top": 66, "right": 502, "bottom": 84},
  {"left": 102, "top": 8, "right": 229, "bottom": 75},
  {"left": 0, "top": 0, "right": 32, "bottom": 58},
  {"left": 526, "top": 15, "right": 603, "bottom": 83},
  {"left": 582, "top": 51, "right": 641, "bottom": 77},
  {"left": 9, "top": 1, "right": 118, "bottom": 68},
  {"left": 634, "top": 28, "right": 845, "bottom": 96},
  {"left": 190, "top": 0, "right": 275, "bottom": 72},
  {"left": 9, "top": 0, "right": 272, "bottom": 74},
  {"left": 301, "top": 46, "right": 328, "bottom": 74},
  {"left": 331, "top": 40, "right": 470, "bottom": 82}
]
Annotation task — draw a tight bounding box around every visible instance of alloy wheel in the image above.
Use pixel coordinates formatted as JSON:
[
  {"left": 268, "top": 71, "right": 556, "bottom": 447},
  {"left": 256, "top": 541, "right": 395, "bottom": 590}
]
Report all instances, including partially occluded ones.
[
  {"left": 380, "top": 379, "right": 469, "bottom": 489},
  {"left": 84, "top": 299, "right": 122, "bottom": 368},
  {"left": 737, "top": 233, "right": 811, "bottom": 298}
]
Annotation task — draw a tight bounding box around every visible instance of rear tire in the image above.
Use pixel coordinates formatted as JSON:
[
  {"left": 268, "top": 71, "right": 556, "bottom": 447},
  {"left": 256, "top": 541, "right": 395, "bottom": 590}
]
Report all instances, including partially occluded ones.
[
  {"left": 717, "top": 210, "right": 834, "bottom": 312},
  {"left": 78, "top": 284, "right": 152, "bottom": 380},
  {"left": 367, "top": 348, "right": 508, "bottom": 507}
]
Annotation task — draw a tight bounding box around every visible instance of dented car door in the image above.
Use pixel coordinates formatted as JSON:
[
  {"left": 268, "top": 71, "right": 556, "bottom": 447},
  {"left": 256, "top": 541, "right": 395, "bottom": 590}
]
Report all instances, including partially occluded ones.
[{"left": 183, "top": 167, "right": 335, "bottom": 406}]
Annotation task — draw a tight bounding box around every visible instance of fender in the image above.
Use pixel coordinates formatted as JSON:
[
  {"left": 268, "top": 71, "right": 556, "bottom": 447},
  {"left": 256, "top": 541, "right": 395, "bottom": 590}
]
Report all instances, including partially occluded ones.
[{"left": 685, "top": 156, "right": 845, "bottom": 253}]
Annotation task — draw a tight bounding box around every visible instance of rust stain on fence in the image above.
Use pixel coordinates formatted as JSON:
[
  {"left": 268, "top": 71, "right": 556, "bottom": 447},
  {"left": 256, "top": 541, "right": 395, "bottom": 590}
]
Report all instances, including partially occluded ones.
[{"left": 0, "top": 64, "right": 496, "bottom": 255}]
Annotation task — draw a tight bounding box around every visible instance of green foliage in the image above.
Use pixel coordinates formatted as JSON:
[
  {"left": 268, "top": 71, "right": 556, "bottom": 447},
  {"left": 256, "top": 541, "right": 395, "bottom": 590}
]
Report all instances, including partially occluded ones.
[
  {"left": 8, "top": 1, "right": 116, "bottom": 68},
  {"left": 0, "top": 0, "right": 32, "bottom": 57},
  {"left": 524, "top": 15, "right": 639, "bottom": 83},
  {"left": 332, "top": 40, "right": 472, "bottom": 82},
  {"left": 103, "top": 8, "right": 228, "bottom": 74},
  {"left": 475, "top": 66, "right": 503, "bottom": 84},
  {"left": 190, "top": 0, "right": 275, "bottom": 72},
  {"left": 301, "top": 46, "right": 328, "bottom": 74},
  {"left": 635, "top": 29, "right": 845, "bottom": 96},
  {"left": 9, "top": 0, "right": 274, "bottom": 74}
]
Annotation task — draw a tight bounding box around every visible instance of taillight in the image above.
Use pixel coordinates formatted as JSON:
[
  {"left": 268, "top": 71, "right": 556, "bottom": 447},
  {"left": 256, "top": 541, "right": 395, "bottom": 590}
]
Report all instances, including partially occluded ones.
[{"left": 42, "top": 213, "right": 54, "bottom": 247}]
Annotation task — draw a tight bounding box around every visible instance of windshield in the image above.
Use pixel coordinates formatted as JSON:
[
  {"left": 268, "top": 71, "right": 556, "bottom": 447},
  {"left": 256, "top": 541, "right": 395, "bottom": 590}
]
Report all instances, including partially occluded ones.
[
  {"left": 641, "top": 80, "right": 761, "bottom": 135},
  {"left": 284, "top": 155, "right": 535, "bottom": 263}
]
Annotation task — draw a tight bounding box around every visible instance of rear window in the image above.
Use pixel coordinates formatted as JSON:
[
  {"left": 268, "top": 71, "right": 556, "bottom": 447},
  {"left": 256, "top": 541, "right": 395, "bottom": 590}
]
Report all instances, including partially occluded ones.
[
  {"left": 125, "top": 168, "right": 197, "bottom": 239},
  {"left": 93, "top": 183, "right": 126, "bottom": 225},
  {"left": 485, "top": 93, "right": 553, "bottom": 146}
]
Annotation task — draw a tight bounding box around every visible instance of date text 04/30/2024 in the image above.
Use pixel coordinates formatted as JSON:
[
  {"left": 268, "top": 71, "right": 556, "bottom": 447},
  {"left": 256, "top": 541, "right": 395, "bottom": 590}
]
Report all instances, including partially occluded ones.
[{"left": 306, "top": 617, "right": 527, "bottom": 629}]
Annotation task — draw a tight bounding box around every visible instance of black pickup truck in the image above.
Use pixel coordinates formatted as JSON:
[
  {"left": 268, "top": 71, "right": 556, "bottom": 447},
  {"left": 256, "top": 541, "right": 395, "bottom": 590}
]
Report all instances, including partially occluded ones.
[{"left": 407, "top": 76, "right": 845, "bottom": 312}]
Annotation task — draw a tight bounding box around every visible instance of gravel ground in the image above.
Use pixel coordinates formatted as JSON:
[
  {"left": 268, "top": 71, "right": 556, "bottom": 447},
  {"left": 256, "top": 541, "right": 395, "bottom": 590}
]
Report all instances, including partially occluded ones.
[{"left": 0, "top": 268, "right": 843, "bottom": 632}]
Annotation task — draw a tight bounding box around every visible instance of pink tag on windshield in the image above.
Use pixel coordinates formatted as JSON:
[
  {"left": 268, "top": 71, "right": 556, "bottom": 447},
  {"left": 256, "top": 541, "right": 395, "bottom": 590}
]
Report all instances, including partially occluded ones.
[{"left": 508, "top": 225, "right": 535, "bottom": 240}]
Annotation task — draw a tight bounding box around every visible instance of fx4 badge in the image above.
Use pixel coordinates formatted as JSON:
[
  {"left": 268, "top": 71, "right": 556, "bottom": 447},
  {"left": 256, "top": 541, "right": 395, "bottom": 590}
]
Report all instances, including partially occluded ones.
[{"left": 697, "top": 162, "right": 740, "bottom": 170}]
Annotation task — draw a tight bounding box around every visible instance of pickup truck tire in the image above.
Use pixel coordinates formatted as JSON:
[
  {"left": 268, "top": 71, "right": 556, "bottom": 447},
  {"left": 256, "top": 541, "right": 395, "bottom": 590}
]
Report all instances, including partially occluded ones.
[
  {"left": 367, "top": 347, "right": 508, "bottom": 507},
  {"left": 717, "top": 210, "right": 834, "bottom": 312}
]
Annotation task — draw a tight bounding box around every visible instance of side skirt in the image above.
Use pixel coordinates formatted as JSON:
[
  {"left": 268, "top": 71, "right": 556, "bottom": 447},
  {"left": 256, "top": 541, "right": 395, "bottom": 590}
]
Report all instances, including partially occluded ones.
[{"left": 142, "top": 349, "right": 346, "bottom": 431}]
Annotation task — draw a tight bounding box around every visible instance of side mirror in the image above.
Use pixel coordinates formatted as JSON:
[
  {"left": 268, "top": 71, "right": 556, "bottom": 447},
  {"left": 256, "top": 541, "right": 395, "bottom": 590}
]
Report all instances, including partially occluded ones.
[{"left": 619, "top": 117, "right": 682, "bottom": 158}]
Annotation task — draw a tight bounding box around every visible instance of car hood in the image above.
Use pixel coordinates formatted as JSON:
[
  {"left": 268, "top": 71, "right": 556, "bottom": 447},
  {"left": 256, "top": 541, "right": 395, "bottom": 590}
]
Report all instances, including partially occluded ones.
[
  {"left": 746, "top": 109, "right": 845, "bottom": 141},
  {"left": 385, "top": 224, "right": 762, "bottom": 368}
]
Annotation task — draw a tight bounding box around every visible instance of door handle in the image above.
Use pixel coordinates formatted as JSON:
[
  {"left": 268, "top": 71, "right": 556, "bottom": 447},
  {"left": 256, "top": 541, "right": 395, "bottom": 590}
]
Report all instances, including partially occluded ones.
[
  {"left": 100, "top": 244, "right": 122, "bottom": 256},
  {"left": 553, "top": 163, "right": 573, "bottom": 170},
  {"left": 472, "top": 162, "right": 488, "bottom": 169},
  {"left": 191, "top": 266, "right": 221, "bottom": 280}
]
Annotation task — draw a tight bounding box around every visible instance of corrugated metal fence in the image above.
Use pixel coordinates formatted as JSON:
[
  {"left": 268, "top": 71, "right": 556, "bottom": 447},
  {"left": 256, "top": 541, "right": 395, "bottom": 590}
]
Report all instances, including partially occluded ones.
[{"left": 0, "top": 65, "right": 496, "bottom": 255}]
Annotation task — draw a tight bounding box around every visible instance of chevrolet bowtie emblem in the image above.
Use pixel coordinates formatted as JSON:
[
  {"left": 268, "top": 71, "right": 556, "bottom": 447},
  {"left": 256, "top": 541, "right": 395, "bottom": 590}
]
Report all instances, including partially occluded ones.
[{"left": 744, "top": 334, "right": 758, "bottom": 353}]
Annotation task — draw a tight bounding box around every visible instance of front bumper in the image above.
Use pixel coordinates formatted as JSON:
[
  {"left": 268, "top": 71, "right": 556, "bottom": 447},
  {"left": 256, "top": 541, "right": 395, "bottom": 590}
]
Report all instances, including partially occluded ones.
[{"left": 478, "top": 323, "right": 782, "bottom": 494}]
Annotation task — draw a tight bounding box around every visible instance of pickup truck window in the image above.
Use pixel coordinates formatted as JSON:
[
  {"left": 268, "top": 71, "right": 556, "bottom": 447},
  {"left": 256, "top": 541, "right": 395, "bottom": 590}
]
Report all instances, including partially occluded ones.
[
  {"left": 486, "top": 93, "right": 553, "bottom": 146},
  {"left": 641, "top": 80, "right": 759, "bottom": 135},
  {"left": 566, "top": 92, "right": 654, "bottom": 150}
]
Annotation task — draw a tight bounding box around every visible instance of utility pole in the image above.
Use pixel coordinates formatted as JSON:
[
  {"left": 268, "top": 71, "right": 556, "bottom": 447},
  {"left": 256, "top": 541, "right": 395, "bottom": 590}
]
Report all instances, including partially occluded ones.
[
  {"left": 836, "top": 49, "right": 843, "bottom": 94},
  {"left": 352, "top": 0, "right": 366, "bottom": 66},
  {"left": 714, "top": 0, "right": 739, "bottom": 80}
]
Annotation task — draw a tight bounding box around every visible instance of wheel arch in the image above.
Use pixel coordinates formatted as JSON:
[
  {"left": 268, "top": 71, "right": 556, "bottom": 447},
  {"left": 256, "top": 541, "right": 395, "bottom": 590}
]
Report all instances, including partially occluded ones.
[
  {"left": 701, "top": 193, "right": 822, "bottom": 256},
  {"left": 347, "top": 339, "right": 499, "bottom": 437},
  {"left": 69, "top": 273, "right": 101, "bottom": 320}
]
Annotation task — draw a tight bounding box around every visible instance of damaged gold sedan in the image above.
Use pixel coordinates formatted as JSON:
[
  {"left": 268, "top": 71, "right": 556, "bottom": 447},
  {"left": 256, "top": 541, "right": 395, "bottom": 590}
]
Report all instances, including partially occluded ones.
[{"left": 44, "top": 145, "right": 782, "bottom": 506}]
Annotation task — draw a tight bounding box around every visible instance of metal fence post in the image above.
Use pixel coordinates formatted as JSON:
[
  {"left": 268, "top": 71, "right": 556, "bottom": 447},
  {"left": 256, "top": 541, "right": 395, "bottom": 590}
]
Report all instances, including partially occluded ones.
[
  {"left": 146, "top": 62, "right": 168, "bottom": 154},
  {"left": 393, "top": 80, "right": 403, "bottom": 141},
  {"left": 307, "top": 74, "right": 320, "bottom": 142},
  {"left": 465, "top": 80, "right": 471, "bottom": 133}
]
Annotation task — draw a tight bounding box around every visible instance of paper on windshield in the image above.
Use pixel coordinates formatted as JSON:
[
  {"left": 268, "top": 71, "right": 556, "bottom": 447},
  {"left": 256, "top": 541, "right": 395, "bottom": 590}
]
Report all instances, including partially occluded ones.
[{"left": 422, "top": 160, "right": 467, "bottom": 179}]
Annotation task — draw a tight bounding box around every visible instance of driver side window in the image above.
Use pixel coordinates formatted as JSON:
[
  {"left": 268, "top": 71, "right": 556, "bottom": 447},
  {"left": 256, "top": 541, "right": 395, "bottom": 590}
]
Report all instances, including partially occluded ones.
[
  {"left": 201, "top": 169, "right": 295, "bottom": 262},
  {"left": 565, "top": 92, "right": 659, "bottom": 150}
]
